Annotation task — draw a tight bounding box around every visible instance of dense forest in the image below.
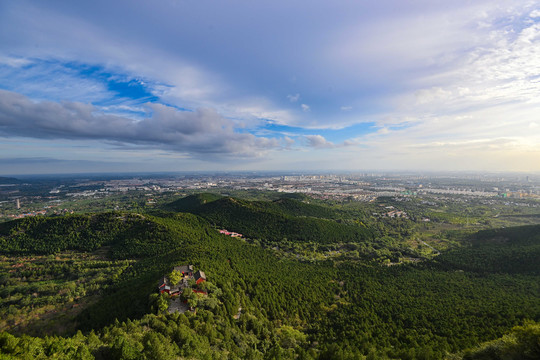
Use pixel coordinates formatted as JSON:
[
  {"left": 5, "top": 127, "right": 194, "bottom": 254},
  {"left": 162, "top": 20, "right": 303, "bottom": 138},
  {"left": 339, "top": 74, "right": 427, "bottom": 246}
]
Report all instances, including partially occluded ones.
[
  {"left": 166, "top": 194, "right": 375, "bottom": 244},
  {"left": 0, "top": 195, "right": 539, "bottom": 359}
]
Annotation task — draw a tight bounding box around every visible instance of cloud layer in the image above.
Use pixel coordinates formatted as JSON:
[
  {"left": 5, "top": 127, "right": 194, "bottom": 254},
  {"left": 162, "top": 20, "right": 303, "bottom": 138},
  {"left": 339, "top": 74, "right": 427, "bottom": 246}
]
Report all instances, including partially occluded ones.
[
  {"left": 0, "top": 90, "right": 279, "bottom": 158},
  {"left": 1, "top": 1, "right": 540, "bottom": 173}
]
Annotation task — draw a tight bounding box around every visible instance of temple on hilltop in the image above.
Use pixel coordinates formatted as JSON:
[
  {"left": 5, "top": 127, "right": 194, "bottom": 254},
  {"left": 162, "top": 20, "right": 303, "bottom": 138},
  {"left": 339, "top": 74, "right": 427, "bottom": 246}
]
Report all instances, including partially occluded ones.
[
  {"left": 158, "top": 264, "right": 205, "bottom": 295},
  {"left": 194, "top": 270, "right": 206, "bottom": 284},
  {"left": 174, "top": 264, "right": 193, "bottom": 277}
]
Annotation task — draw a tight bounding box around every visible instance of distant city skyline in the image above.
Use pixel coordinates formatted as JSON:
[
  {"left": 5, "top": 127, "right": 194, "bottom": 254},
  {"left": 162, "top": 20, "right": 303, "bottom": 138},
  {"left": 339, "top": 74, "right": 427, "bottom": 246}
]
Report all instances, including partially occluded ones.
[{"left": 1, "top": 0, "right": 540, "bottom": 174}]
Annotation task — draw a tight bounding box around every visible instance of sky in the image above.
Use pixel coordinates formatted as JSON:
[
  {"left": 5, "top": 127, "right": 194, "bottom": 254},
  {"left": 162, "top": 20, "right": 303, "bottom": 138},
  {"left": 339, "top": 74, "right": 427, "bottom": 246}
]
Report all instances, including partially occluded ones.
[{"left": 1, "top": 0, "right": 540, "bottom": 175}]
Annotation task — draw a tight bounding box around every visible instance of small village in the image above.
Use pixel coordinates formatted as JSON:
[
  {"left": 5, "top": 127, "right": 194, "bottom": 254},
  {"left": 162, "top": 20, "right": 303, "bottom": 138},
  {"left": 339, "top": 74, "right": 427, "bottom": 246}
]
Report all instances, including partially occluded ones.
[{"left": 158, "top": 265, "right": 207, "bottom": 313}]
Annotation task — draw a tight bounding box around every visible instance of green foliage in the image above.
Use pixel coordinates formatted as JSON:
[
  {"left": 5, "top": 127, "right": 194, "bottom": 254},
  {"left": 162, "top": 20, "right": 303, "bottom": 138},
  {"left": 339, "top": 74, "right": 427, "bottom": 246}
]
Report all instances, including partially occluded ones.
[
  {"left": 110, "top": 334, "right": 143, "bottom": 360},
  {"left": 0, "top": 252, "right": 133, "bottom": 336},
  {"left": 156, "top": 293, "right": 170, "bottom": 314},
  {"left": 0, "top": 212, "right": 210, "bottom": 260},
  {"left": 436, "top": 225, "right": 540, "bottom": 275},
  {"left": 177, "top": 196, "right": 375, "bottom": 244},
  {"left": 459, "top": 321, "right": 540, "bottom": 360},
  {"left": 0, "top": 213, "right": 164, "bottom": 257},
  {"left": 164, "top": 193, "right": 223, "bottom": 212},
  {"left": 277, "top": 325, "right": 308, "bottom": 349},
  {"left": 167, "top": 270, "right": 182, "bottom": 285},
  {"left": 261, "top": 198, "right": 337, "bottom": 219},
  {"left": 0, "top": 205, "right": 539, "bottom": 359},
  {"left": 278, "top": 192, "right": 310, "bottom": 201}
]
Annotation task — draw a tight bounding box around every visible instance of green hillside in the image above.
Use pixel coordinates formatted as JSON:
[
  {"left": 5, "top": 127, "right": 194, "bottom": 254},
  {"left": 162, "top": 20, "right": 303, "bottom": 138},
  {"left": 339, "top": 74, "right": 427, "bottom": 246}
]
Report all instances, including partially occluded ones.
[
  {"left": 435, "top": 224, "right": 540, "bottom": 275},
  {"left": 0, "top": 213, "right": 187, "bottom": 259},
  {"left": 168, "top": 196, "right": 374, "bottom": 244},
  {"left": 257, "top": 198, "right": 337, "bottom": 219},
  {"left": 167, "top": 194, "right": 337, "bottom": 220},
  {"left": 165, "top": 193, "right": 223, "bottom": 213},
  {"left": 0, "top": 212, "right": 539, "bottom": 359},
  {"left": 457, "top": 321, "right": 540, "bottom": 359}
]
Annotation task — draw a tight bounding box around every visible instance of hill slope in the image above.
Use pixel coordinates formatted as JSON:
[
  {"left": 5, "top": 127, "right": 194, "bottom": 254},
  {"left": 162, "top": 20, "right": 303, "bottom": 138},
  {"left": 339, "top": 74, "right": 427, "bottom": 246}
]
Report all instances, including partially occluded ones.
[
  {"left": 0, "top": 212, "right": 201, "bottom": 259},
  {"left": 166, "top": 195, "right": 374, "bottom": 244},
  {"left": 435, "top": 224, "right": 540, "bottom": 275},
  {"left": 165, "top": 193, "right": 223, "bottom": 213},
  {"left": 457, "top": 321, "right": 540, "bottom": 359},
  {"left": 0, "top": 213, "right": 539, "bottom": 359}
]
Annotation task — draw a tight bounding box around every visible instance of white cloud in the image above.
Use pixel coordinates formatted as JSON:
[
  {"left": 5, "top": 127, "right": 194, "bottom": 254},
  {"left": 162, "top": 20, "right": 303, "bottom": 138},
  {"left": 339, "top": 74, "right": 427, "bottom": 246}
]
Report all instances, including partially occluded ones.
[
  {"left": 350, "top": 101, "right": 540, "bottom": 171},
  {"left": 0, "top": 60, "right": 113, "bottom": 104},
  {"left": 0, "top": 56, "right": 33, "bottom": 68},
  {"left": 303, "top": 135, "right": 358, "bottom": 149},
  {"left": 530, "top": 9, "right": 540, "bottom": 18},
  {"left": 0, "top": 3, "right": 297, "bottom": 128},
  {"left": 305, "top": 135, "right": 334, "bottom": 148},
  {"left": 221, "top": 97, "right": 294, "bottom": 125},
  {"left": 414, "top": 87, "right": 452, "bottom": 105},
  {"left": 328, "top": 3, "right": 489, "bottom": 78},
  {"left": 372, "top": 7, "right": 540, "bottom": 169},
  {"left": 2, "top": 1, "right": 540, "bottom": 172},
  {"left": 0, "top": 89, "right": 281, "bottom": 158},
  {"left": 376, "top": 127, "right": 390, "bottom": 135},
  {"left": 283, "top": 136, "right": 295, "bottom": 148},
  {"left": 287, "top": 93, "right": 300, "bottom": 102}
]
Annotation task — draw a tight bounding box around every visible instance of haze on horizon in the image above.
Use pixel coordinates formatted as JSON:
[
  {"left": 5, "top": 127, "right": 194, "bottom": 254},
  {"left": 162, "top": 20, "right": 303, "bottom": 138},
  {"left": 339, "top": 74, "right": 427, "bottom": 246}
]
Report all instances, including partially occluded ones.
[{"left": 1, "top": 0, "right": 540, "bottom": 175}]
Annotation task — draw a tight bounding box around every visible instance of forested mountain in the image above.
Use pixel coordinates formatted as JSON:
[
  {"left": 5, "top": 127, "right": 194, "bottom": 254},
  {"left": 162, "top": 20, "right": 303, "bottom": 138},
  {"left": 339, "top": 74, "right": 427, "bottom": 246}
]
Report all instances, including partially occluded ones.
[
  {"left": 0, "top": 212, "right": 207, "bottom": 259},
  {"left": 167, "top": 194, "right": 337, "bottom": 220},
  {"left": 166, "top": 195, "right": 374, "bottom": 244},
  {"left": 165, "top": 193, "right": 223, "bottom": 213},
  {"left": 0, "top": 207, "right": 539, "bottom": 359},
  {"left": 435, "top": 224, "right": 540, "bottom": 275}
]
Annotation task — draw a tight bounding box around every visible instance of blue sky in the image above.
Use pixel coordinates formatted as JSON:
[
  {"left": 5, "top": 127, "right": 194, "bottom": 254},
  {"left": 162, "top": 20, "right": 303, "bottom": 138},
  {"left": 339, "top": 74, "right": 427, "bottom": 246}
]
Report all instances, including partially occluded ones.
[{"left": 1, "top": 0, "right": 540, "bottom": 174}]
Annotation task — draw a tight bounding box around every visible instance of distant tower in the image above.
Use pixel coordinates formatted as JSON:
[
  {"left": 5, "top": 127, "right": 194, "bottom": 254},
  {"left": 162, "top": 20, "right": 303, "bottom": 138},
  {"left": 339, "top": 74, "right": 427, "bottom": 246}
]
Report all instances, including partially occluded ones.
[{"left": 16, "top": 198, "right": 20, "bottom": 209}]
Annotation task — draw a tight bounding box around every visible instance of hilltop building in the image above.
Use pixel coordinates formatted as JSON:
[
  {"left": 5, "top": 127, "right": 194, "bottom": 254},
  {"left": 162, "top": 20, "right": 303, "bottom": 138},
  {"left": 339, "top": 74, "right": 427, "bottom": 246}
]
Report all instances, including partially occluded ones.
[
  {"left": 174, "top": 265, "right": 193, "bottom": 277},
  {"left": 194, "top": 270, "right": 206, "bottom": 284},
  {"left": 158, "top": 264, "right": 205, "bottom": 295}
]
